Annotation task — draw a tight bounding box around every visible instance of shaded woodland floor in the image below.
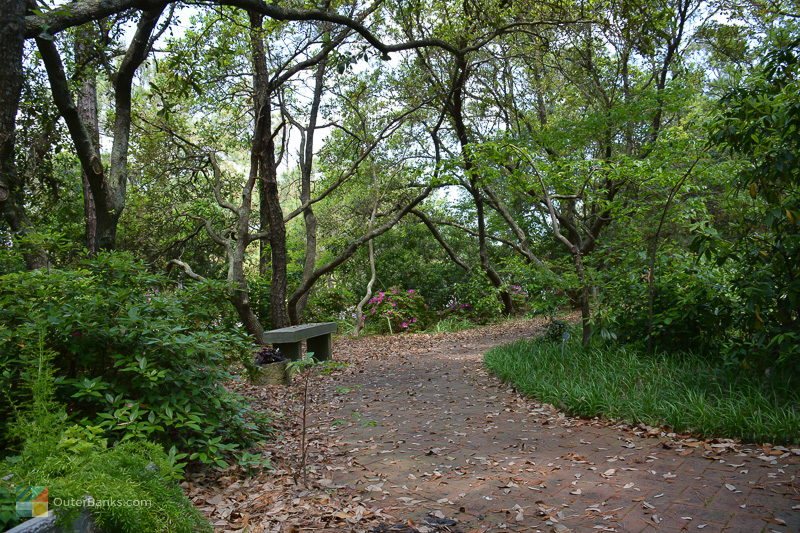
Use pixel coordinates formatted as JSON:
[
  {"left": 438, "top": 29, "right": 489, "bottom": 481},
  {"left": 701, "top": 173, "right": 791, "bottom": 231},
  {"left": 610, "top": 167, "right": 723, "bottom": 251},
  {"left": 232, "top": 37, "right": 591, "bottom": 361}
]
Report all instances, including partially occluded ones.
[{"left": 188, "top": 319, "right": 800, "bottom": 532}]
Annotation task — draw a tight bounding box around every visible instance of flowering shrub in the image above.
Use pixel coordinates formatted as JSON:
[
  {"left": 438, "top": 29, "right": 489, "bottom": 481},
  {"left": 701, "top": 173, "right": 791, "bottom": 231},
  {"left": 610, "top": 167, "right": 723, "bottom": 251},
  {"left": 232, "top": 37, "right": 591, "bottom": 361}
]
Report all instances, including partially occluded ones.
[
  {"left": 365, "top": 288, "right": 431, "bottom": 333},
  {"left": 437, "top": 299, "right": 472, "bottom": 317}
]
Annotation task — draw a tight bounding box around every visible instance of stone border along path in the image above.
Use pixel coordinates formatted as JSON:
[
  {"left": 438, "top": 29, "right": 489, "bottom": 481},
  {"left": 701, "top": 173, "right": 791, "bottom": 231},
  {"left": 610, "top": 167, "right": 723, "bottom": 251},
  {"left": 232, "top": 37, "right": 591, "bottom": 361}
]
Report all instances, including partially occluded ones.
[{"left": 313, "top": 319, "right": 799, "bottom": 533}]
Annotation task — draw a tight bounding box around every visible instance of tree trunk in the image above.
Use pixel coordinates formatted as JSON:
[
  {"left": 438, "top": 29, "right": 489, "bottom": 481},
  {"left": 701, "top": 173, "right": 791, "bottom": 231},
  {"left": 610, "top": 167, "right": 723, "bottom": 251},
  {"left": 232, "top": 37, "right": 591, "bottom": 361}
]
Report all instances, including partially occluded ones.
[
  {"left": 0, "top": 0, "right": 25, "bottom": 226},
  {"left": 250, "top": 12, "right": 289, "bottom": 329},
  {"left": 572, "top": 250, "right": 592, "bottom": 346},
  {"left": 75, "top": 27, "right": 98, "bottom": 252},
  {"left": 447, "top": 55, "right": 512, "bottom": 316},
  {"left": 36, "top": 8, "right": 163, "bottom": 251},
  {"left": 229, "top": 243, "right": 266, "bottom": 343},
  {"left": 292, "top": 59, "right": 326, "bottom": 324},
  {"left": 0, "top": 0, "right": 47, "bottom": 269},
  {"left": 353, "top": 203, "right": 378, "bottom": 336},
  {"left": 473, "top": 187, "right": 513, "bottom": 315}
]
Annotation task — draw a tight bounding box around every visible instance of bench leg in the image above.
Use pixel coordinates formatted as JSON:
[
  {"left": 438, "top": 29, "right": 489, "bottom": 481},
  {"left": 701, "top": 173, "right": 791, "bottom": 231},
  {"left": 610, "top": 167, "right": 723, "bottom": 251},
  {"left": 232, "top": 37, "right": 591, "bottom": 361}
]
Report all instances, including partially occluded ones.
[
  {"left": 274, "top": 341, "right": 301, "bottom": 361},
  {"left": 307, "top": 333, "right": 332, "bottom": 361}
]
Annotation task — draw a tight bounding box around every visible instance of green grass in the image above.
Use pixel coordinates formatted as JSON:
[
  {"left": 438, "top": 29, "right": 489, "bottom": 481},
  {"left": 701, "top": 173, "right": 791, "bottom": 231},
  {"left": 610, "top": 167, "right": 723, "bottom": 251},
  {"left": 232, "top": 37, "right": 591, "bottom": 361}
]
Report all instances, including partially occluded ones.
[
  {"left": 425, "top": 316, "right": 476, "bottom": 333},
  {"left": 484, "top": 340, "right": 800, "bottom": 444}
]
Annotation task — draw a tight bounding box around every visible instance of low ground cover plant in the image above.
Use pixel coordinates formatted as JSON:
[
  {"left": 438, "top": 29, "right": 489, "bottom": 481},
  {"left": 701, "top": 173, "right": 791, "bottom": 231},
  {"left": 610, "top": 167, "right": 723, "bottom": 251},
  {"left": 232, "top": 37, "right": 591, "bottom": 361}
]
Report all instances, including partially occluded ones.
[{"left": 484, "top": 339, "right": 800, "bottom": 444}]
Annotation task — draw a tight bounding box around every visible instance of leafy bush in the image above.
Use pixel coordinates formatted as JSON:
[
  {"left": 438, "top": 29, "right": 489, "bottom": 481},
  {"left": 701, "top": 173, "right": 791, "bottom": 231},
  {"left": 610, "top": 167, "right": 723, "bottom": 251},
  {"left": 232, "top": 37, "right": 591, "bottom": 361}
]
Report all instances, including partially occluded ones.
[
  {"left": 543, "top": 319, "right": 572, "bottom": 343},
  {"left": 597, "top": 248, "right": 735, "bottom": 353},
  {"left": 247, "top": 276, "right": 273, "bottom": 331},
  {"left": 2, "top": 439, "right": 210, "bottom": 533},
  {"left": 449, "top": 276, "right": 503, "bottom": 323},
  {"left": 0, "top": 252, "right": 270, "bottom": 466},
  {"left": 303, "top": 284, "right": 356, "bottom": 323},
  {"left": 485, "top": 339, "right": 800, "bottom": 444},
  {"left": 364, "top": 288, "right": 432, "bottom": 333},
  {"left": 0, "top": 339, "right": 210, "bottom": 533},
  {"left": 704, "top": 38, "right": 800, "bottom": 372}
]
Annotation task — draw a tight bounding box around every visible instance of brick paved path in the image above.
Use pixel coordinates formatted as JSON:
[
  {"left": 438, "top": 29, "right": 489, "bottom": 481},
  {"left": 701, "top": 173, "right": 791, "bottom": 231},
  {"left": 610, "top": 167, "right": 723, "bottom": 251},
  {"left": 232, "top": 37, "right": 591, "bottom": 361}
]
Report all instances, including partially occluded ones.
[{"left": 317, "top": 321, "right": 800, "bottom": 533}]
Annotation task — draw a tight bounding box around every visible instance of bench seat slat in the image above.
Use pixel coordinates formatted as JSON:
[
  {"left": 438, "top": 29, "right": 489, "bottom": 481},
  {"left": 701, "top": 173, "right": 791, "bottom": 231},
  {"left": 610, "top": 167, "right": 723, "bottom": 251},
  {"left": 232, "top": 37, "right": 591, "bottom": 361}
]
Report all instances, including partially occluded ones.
[{"left": 262, "top": 322, "right": 337, "bottom": 344}]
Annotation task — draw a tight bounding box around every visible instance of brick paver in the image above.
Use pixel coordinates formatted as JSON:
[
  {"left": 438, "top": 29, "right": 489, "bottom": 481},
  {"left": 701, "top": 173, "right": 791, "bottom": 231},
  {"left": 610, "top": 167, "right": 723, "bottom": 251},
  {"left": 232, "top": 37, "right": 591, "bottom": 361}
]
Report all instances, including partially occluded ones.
[{"left": 315, "top": 321, "right": 800, "bottom": 532}]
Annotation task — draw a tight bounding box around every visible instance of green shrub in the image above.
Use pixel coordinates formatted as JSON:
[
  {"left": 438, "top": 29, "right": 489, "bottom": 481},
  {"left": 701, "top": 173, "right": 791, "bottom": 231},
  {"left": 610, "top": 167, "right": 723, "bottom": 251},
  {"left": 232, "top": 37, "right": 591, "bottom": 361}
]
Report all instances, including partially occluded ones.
[
  {"left": 0, "top": 252, "right": 270, "bottom": 466},
  {"left": 597, "top": 248, "right": 735, "bottom": 353},
  {"left": 449, "top": 276, "right": 502, "bottom": 324},
  {"left": 364, "top": 288, "right": 432, "bottom": 333},
  {"left": 707, "top": 37, "right": 800, "bottom": 373},
  {"left": 485, "top": 339, "right": 800, "bottom": 444},
  {"left": 303, "top": 284, "right": 356, "bottom": 323},
  {"left": 543, "top": 319, "right": 572, "bottom": 343},
  {"left": 0, "top": 339, "right": 210, "bottom": 532},
  {"left": 247, "top": 276, "right": 273, "bottom": 331},
  {"left": 2, "top": 440, "right": 210, "bottom": 533}
]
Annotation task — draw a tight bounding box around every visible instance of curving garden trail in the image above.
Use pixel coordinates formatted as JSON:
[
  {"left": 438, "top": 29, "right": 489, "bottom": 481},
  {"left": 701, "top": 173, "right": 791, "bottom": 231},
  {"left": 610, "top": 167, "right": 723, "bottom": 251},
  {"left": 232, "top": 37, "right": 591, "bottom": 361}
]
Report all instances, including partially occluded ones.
[
  {"left": 195, "top": 319, "right": 799, "bottom": 533},
  {"left": 316, "top": 319, "right": 799, "bottom": 532}
]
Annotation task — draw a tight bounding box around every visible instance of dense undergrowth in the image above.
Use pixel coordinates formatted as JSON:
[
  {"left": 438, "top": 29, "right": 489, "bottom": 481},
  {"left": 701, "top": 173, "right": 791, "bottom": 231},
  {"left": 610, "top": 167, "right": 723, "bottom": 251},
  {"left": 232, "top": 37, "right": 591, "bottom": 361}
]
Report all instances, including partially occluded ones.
[
  {"left": 484, "top": 335, "right": 800, "bottom": 445},
  {"left": 0, "top": 252, "right": 270, "bottom": 465},
  {"left": 0, "top": 330, "right": 210, "bottom": 531},
  {"left": 0, "top": 252, "right": 271, "bottom": 531}
]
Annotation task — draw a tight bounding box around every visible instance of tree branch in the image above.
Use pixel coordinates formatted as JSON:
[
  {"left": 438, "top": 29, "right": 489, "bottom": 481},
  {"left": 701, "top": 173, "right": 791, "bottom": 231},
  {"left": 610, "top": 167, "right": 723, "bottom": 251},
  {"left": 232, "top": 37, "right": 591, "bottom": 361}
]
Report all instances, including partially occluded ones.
[
  {"left": 411, "top": 209, "right": 470, "bottom": 271},
  {"left": 167, "top": 259, "right": 206, "bottom": 281}
]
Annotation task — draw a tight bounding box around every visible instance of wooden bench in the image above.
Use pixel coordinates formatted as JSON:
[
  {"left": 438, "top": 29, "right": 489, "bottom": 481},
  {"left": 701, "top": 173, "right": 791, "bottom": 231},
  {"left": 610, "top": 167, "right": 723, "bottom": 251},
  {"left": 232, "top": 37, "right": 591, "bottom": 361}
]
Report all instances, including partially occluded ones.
[{"left": 263, "top": 322, "right": 337, "bottom": 361}]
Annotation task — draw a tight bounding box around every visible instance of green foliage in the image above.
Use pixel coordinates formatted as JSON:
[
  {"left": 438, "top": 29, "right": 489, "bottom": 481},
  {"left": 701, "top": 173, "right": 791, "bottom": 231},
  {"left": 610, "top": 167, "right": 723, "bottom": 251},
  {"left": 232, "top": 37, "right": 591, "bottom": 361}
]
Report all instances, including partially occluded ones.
[
  {"left": 286, "top": 352, "right": 324, "bottom": 374},
  {"left": 303, "top": 284, "right": 356, "bottom": 323},
  {"left": 597, "top": 248, "right": 736, "bottom": 354},
  {"left": 485, "top": 340, "right": 800, "bottom": 444},
  {"left": 704, "top": 36, "right": 800, "bottom": 370},
  {"left": 0, "top": 252, "right": 270, "bottom": 466},
  {"left": 542, "top": 319, "right": 572, "bottom": 343},
  {"left": 366, "top": 219, "right": 471, "bottom": 310},
  {"left": 364, "top": 288, "right": 432, "bottom": 333},
  {"left": 449, "top": 276, "right": 502, "bottom": 324},
  {"left": 0, "top": 330, "right": 210, "bottom": 533},
  {"left": 247, "top": 276, "right": 273, "bottom": 331},
  {"left": 425, "top": 316, "right": 474, "bottom": 333},
  {"left": 2, "top": 439, "right": 210, "bottom": 533}
]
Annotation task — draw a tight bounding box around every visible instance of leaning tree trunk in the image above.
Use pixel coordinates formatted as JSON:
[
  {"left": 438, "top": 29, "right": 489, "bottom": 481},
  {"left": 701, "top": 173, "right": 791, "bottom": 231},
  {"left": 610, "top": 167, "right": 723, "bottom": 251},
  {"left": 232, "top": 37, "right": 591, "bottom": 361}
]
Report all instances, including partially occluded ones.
[
  {"left": 353, "top": 203, "right": 379, "bottom": 336},
  {"left": 229, "top": 237, "right": 266, "bottom": 344},
  {"left": 472, "top": 186, "right": 513, "bottom": 316}
]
